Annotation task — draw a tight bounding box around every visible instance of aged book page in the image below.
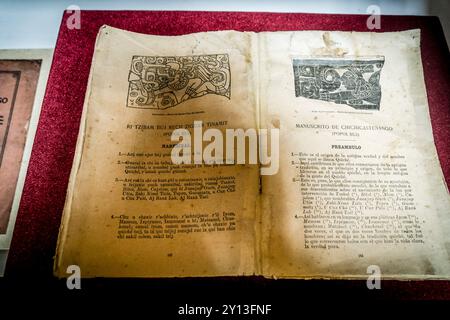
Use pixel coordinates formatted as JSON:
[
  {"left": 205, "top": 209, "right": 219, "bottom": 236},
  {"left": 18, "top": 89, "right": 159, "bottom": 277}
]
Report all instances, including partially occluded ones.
[
  {"left": 54, "top": 26, "right": 260, "bottom": 277},
  {"left": 260, "top": 30, "right": 450, "bottom": 279}
]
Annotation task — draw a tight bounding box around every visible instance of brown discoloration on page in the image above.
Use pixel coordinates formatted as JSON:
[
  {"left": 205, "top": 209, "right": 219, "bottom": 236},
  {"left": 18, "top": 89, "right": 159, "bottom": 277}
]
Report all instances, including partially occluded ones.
[{"left": 55, "top": 27, "right": 259, "bottom": 278}]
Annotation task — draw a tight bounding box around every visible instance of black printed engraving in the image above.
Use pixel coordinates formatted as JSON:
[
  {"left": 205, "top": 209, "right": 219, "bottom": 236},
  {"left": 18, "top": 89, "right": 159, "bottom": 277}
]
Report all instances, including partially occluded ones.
[
  {"left": 0, "top": 71, "right": 21, "bottom": 168},
  {"left": 127, "top": 54, "right": 231, "bottom": 109},
  {"left": 293, "top": 57, "right": 385, "bottom": 110}
]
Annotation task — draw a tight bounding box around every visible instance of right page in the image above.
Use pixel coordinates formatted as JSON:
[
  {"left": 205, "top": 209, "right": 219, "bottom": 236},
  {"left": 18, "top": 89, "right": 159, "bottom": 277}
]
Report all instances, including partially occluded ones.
[{"left": 260, "top": 29, "right": 450, "bottom": 279}]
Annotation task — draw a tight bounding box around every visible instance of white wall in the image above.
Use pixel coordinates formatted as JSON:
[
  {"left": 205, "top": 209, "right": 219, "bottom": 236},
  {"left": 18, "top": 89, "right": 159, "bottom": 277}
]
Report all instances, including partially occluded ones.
[{"left": 0, "top": 0, "right": 448, "bottom": 49}]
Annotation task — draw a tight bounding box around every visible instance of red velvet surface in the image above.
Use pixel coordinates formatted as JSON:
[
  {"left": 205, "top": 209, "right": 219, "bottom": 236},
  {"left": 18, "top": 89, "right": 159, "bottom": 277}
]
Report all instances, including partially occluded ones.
[{"left": 5, "top": 11, "right": 450, "bottom": 298}]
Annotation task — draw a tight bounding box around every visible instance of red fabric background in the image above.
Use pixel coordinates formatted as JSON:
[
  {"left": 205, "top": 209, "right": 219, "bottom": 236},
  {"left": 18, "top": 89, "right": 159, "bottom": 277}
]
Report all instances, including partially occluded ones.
[{"left": 5, "top": 11, "right": 450, "bottom": 298}]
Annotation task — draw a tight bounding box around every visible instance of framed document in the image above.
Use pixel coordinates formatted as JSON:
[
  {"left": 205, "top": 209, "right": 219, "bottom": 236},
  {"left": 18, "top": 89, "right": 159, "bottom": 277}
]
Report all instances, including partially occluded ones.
[{"left": 0, "top": 49, "right": 52, "bottom": 276}]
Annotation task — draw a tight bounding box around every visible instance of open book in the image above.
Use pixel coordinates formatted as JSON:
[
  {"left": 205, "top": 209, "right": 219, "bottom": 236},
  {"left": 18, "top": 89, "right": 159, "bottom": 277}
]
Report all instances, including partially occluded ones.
[{"left": 54, "top": 26, "right": 450, "bottom": 279}]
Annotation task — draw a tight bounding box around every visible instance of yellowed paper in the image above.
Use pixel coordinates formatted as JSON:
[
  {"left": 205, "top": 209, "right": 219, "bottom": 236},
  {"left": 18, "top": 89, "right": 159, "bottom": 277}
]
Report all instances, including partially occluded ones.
[
  {"left": 54, "top": 26, "right": 260, "bottom": 277},
  {"left": 260, "top": 29, "right": 450, "bottom": 279},
  {"left": 56, "top": 27, "right": 450, "bottom": 280}
]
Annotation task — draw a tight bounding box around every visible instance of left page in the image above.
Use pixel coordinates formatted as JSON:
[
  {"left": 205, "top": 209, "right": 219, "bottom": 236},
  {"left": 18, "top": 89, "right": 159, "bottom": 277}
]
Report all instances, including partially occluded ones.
[{"left": 54, "top": 26, "right": 260, "bottom": 277}]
